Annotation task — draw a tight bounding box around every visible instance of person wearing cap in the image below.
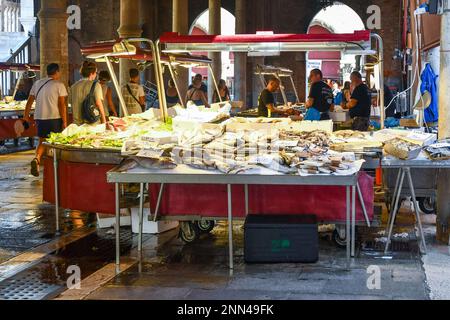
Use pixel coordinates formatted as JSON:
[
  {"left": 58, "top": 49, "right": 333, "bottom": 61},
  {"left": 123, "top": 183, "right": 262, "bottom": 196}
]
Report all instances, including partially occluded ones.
[{"left": 23, "top": 63, "right": 68, "bottom": 177}]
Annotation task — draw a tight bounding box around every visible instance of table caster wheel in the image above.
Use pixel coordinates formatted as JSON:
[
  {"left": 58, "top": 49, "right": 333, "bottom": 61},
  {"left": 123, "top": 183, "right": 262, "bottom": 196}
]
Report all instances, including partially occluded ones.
[
  {"left": 196, "top": 220, "right": 215, "bottom": 234},
  {"left": 179, "top": 221, "right": 200, "bottom": 243}
]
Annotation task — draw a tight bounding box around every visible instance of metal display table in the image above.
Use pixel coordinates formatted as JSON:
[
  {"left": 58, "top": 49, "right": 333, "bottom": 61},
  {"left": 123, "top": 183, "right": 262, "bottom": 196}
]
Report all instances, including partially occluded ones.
[
  {"left": 382, "top": 156, "right": 450, "bottom": 254},
  {"left": 107, "top": 165, "right": 361, "bottom": 273}
]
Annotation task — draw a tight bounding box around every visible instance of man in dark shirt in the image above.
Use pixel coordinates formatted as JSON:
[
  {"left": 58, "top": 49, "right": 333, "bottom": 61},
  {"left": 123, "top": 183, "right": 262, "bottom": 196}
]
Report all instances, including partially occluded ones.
[
  {"left": 343, "top": 71, "right": 371, "bottom": 131},
  {"left": 258, "top": 77, "right": 291, "bottom": 117},
  {"left": 305, "top": 69, "right": 334, "bottom": 120}
]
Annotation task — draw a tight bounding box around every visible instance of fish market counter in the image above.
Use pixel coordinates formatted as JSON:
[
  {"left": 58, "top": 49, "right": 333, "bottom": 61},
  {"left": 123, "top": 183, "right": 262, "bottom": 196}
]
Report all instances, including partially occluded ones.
[{"left": 107, "top": 165, "right": 374, "bottom": 271}]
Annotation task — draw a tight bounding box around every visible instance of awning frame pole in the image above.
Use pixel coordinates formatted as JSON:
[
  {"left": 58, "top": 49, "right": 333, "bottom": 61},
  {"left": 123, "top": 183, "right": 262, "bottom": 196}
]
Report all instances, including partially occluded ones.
[
  {"left": 154, "top": 40, "right": 169, "bottom": 122},
  {"left": 106, "top": 57, "right": 129, "bottom": 117},
  {"left": 371, "top": 33, "right": 385, "bottom": 129},
  {"left": 208, "top": 64, "right": 222, "bottom": 103},
  {"left": 289, "top": 75, "right": 300, "bottom": 104},
  {"left": 167, "top": 62, "right": 185, "bottom": 108}
]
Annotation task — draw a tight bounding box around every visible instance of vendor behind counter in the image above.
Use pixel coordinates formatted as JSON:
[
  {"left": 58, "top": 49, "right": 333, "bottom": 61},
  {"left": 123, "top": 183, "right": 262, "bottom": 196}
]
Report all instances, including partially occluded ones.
[
  {"left": 342, "top": 71, "right": 371, "bottom": 131},
  {"left": 257, "top": 77, "right": 296, "bottom": 118}
]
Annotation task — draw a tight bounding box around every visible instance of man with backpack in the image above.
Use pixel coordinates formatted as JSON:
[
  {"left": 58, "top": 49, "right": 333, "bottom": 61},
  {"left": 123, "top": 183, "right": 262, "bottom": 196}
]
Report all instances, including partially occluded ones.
[
  {"left": 122, "top": 68, "right": 146, "bottom": 115},
  {"left": 69, "top": 61, "right": 107, "bottom": 126},
  {"left": 305, "top": 69, "right": 335, "bottom": 121},
  {"left": 23, "top": 63, "right": 68, "bottom": 177}
]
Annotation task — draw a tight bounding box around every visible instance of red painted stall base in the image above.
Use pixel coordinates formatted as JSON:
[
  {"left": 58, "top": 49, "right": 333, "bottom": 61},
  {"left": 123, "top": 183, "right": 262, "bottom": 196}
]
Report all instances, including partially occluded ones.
[{"left": 43, "top": 158, "right": 374, "bottom": 223}]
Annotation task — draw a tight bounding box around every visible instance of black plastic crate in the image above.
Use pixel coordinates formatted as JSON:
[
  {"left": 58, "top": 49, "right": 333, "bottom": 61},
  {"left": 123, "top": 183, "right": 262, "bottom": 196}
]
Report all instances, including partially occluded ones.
[{"left": 244, "top": 215, "right": 319, "bottom": 263}]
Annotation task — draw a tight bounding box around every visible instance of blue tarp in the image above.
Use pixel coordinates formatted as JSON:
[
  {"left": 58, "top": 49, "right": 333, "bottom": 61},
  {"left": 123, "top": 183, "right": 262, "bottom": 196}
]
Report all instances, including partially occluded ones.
[{"left": 420, "top": 63, "right": 439, "bottom": 123}]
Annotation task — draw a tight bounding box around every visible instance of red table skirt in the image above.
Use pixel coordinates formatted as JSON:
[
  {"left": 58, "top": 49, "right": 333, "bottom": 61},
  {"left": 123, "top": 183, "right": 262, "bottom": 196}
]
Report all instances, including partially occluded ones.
[
  {"left": 148, "top": 173, "right": 374, "bottom": 223},
  {"left": 43, "top": 159, "right": 374, "bottom": 223}
]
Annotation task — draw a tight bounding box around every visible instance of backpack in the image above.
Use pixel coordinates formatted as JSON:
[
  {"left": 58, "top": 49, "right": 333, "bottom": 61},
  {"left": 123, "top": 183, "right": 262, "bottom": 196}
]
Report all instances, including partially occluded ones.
[{"left": 82, "top": 80, "right": 100, "bottom": 124}]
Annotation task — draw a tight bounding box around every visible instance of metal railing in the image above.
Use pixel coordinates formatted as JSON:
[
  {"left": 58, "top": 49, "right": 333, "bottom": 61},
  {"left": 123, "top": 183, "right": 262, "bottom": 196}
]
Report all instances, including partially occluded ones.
[{"left": 1, "top": 36, "right": 31, "bottom": 97}]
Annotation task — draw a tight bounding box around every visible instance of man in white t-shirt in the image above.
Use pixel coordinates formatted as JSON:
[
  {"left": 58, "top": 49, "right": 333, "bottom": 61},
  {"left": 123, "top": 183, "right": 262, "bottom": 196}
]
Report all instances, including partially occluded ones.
[
  {"left": 121, "top": 68, "right": 146, "bottom": 115},
  {"left": 24, "top": 63, "right": 68, "bottom": 177}
]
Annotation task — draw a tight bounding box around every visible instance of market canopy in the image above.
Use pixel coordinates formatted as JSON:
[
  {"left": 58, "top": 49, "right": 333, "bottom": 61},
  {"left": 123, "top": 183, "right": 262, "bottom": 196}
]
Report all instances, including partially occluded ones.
[
  {"left": 81, "top": 39, "right": 212, "bottom": 66},
  {"left": 160, "top": 31, "right": 372, "bottom": 53},
  {"left": 0, "top": 63, "right": 40, "bottom": 72}
]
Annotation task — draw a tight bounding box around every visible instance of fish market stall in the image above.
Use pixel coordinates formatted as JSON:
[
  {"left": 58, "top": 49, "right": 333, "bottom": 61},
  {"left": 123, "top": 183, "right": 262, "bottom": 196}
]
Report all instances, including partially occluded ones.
[
  {"left": 0, "top": 63, "right": 40, "bottom": 144},
  {"left": 42, "top": 38, "right": 219, "bottom": 228}
]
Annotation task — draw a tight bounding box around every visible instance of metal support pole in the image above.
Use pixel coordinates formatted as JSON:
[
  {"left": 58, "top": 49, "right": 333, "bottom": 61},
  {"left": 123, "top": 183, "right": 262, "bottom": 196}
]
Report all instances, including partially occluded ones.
[
  {"left": 115, "top": 183, "right": 121, "bottom": 274},
  {"left": 227, "top": 184, "right": 234, "bottom": 270},
  {"left": 351, "top": 185, "right": 356, "bottom": 257},
  {"left": 53, "top": 148, "right": 60, "bottom": 234},
  {"left": 167, "top": 62, "right": 185, "bottom": 107},
  {"left": 390, "top": 169, "right": 402, "bottom": 213},
  {"left": 371, "top": 33, "right": 385, "bottom": 129},
  {"left": 138, "top": 183, "right": 145, "bottom": 252},
  {"left": 277, "top": 74, "right": 288, "bottom": 106},
  {"left": 357, "top": 182, "right": 371, "bottom": 227},
  {"left": 208, "top": 64, "right": 222, "bottom": 103},
  {"left": 105, "top": 57, "right": 129, "bottom": 117},
  {"left": 153, "top": 183, "right": 165, "bottom": 222},
  {"left": 289, "top": 75, "right": 300, "bottom": 104},
  {"left": 12, "top": 71, "right": 23, "bottom": 101},
  {"left": 385, "top": 169, "right": 405, "bottom": 254},
  {"left": 405, "top": 168, "right": 427, "bottom": 254},
  {"left": 155, "top": 40, "right": 169, "bottom": 121},
  {"left": 346, "top": 186, "right": 351, "bottom": 263}
]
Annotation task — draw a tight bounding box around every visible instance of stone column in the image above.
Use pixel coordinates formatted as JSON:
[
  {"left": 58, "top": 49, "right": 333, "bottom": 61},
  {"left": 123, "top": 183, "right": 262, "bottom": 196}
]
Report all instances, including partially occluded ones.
[
  {"left": 117, "top": 0, "right": 142, "bottom": 86},
  {"left": 208, "top": 0, "right": 221, "bottom": 103},
  {"left": 234, "top": 0, "right": 246, "bottom": 106},
  {"left": 20, "top": 0, "right": 37, "bottom": 35},
  {"left": 437, "top": 7, "right": 450, "bottom": 245},
  {"left": 172, "top": 0, "right": 189, "bottom": 104},
  {"left": 38, "top": 0, "right": 69, "bottom": 86}
]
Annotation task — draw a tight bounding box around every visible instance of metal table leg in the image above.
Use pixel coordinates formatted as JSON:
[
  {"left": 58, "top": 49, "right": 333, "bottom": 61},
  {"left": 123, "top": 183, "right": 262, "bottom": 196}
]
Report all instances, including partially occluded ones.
[
  {"left": 53, "top": 148, "right": 60, "bottom": 234},
  {"left": 356, "top": 182, "right": 371, "bottom": 227},
  {"left": 346, "top": 186, "right": 351, "bottom": 265},
  {"left": 405, "top": 168, "right": 427, "bottom": 254},
  {"left": 153, "top": 183, "right": 165, "bottom": 222},
  {"left": 387, "top": 169, "right": 402, "bottom": 229},
  {"left": 385, "top": 169, "right": 405, "bottom": 254},
  {"left": 351, "top": 185, "right": 356, "bottom": 257},
  {"left": 138, "top": 183, "right": 145, "bottom": 252},
  {"left": 115, "top": 183, "right": 121, "bottom": 274},
  {"left": 227, "top": 184, "right": 234, "bottom": 270}
]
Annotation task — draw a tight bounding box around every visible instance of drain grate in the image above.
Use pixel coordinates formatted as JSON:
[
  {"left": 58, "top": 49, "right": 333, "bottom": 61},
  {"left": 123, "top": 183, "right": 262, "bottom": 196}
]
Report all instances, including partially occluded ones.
[
  {"left": 361, "top": 240, "right": 418, "bottom": 252},
  {"left": 0, "top": 227, "right": 142, "bottom": 300},
  {"left": 0, "top": 270, "right": 62, "bottom": 300}
]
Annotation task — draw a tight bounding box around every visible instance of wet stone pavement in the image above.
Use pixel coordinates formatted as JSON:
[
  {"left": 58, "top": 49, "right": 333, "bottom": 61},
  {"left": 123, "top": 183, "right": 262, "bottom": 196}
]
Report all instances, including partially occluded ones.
[{"left": 0, "top": 147, "right": 440, "bottom": 300}]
